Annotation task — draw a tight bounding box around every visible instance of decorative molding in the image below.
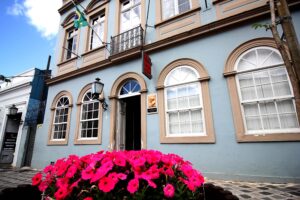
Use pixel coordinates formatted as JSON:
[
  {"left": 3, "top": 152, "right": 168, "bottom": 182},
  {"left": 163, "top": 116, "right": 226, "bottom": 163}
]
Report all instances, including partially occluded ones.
[
  {"left": 156, "top": 58, "right": 215, "bottom": 143},
  {"left": 47, "top": 90, "right": 73, "bottom": 145},
  {"left": 109, "top": 72, "right": 148, "bottom": 150}
]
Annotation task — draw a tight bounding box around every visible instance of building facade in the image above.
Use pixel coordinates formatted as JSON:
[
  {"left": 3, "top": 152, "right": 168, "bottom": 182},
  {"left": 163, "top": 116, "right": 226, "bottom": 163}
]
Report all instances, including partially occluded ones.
[
  {"left": 31, "top": 0, "right": 300, "bottom": 182},
  {"left": 0, "top": 68, "right": 49, "bottom": 168}
]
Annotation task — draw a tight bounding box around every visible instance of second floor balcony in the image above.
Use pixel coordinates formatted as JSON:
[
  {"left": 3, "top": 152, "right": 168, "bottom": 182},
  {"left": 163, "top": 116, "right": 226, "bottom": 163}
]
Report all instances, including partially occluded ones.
[{"left": 110, "top": 25, "right": 144, "bottom": 56}]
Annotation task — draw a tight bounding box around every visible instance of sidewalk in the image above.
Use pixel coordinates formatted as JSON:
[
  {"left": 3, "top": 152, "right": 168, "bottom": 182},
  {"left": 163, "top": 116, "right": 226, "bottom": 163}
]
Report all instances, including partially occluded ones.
[{"left": 0, "top": 168, "right": 300, "bottom": 200}]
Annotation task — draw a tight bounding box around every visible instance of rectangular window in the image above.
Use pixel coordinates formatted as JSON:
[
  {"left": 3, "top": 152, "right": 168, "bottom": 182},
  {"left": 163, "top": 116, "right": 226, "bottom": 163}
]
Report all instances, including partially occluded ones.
[
  {"left": 165, "top": 83, "right": 205, "bottom": 136},
  {"left": 120, "top": 0, "right": 141, "bottom": 32},
  {"left": 90, "top": 13, "right": 105, "bottom": 50},
  {"left": 80, "top": 101, "right": 99, "bottom": 139},
  {"left": 162, "top": 0, "right": 191, "bottom": 20},
  {"left": 66, "top": 29, "right": 78, "bottom": 60},
  {"left": 53, "top": 107, "right": 68, "bottom": 139}
]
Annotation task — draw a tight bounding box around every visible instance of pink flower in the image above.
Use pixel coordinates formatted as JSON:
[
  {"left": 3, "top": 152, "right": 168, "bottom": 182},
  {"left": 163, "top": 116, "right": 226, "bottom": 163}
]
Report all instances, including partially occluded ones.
[
  {"left": 114, "top": 155, "right": 126, "bottom": 167},
  {"left": 98, "top": 176, "right": 116, "bottom": 192},
  {"left": 32, "top": 172, "right": 42, "bottom": 186},
  {"left": 54, "top": 186, "right": 69, "bottom": 200},
  {"left": 38, "top": 181, "right": 48, "bottom": 192},
  {"left": 54, "top": 187, "right": 69, "bottom": 200},
  {"left": 66, "top": 165, "right": 77, "bottom": 178},
  {"left": 127, "top": 179, "right": 139, "bottom": 194},
  {"left": 90, "top": 161, "right": 113, "bottom": 183},
  {"left": 81, "top": 166, "right": 94, "bottom": 180},
  {"left": 164, "top": 184, "right": 175, "bottom": 198},
  {"left": 70, "top": 178, "right": 81, "bottom": 190},
  {"left": 43, "top": 165, "right": 54, "bottom": 174},
  {"left": 56, "top": 177, "right": 69, "bottom": 188},
  {"left": 83, "top": 197, "right": 93, "bottom": 200},
  {"left": 117, "top": 173, "right": 127, "bottom": 180}
]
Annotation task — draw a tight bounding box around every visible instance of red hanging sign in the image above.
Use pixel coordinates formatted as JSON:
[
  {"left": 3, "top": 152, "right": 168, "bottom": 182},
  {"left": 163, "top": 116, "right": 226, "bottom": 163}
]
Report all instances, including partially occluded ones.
[{"left": 143, "top": 52, "right": 152, "bottom": 79}]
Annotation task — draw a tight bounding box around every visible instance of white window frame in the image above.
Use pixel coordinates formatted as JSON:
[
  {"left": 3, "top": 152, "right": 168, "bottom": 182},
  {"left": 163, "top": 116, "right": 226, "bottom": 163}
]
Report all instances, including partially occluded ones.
[
  {"left": 162, "top": 0, "right": 192, "bottom": 20},
  {"left": 65, "top": 29, "right": 78, "bottom": 60},
  {"left": 164, "top": 66, "right": 205, "bottom": 137},
  {"left": 120, "top": 0, "right": 141, "bottom": 33},
  {"left": 235, "top": 47, "right": 300, "bottom": 135},
  {"left": 52, "top": 96, "right": 70, "bottom": 140},
  {"left": 90, "top": 13, "right": 105, "bottom": 50},
  {"left": 79, "top": 91, "right": 100, "bottom": 140}
]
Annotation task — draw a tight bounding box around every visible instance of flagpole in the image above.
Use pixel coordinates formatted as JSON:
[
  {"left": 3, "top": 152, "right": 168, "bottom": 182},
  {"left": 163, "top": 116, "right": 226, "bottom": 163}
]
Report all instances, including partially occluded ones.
[{"left": 70, "top": 0, "right": 110, "bottom": 57}]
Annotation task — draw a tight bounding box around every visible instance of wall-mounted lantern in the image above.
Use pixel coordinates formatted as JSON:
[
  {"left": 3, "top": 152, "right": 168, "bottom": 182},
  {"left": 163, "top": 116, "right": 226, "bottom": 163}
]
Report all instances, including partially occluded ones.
[
  {"left": 92, "top": 78, "right": 108, "bottom": 111},
  {"left": 9, "top": 104, "right": 18, "bottom": 115}
]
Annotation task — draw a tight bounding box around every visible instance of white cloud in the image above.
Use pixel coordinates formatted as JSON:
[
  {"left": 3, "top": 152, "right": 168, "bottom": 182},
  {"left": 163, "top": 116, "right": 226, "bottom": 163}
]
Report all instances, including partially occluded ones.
[
  {"left": 23, "top": 0, "right": 62, "bottom": 39},
  {"left": 6, "top": 1, "right": 24, "bottom": 16}
]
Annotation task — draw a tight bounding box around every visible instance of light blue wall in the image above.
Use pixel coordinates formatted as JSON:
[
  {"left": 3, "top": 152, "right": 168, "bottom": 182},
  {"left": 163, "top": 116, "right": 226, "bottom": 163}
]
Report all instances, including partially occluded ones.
[{"left": 31, "top": 2, "right": 300, "bottom": 183}]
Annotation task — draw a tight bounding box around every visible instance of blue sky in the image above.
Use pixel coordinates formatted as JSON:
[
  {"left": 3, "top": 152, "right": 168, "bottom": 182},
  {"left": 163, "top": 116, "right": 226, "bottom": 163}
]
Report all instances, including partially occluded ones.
[{"left": 0, "top": 0, "right": 61, "bottom": 77}]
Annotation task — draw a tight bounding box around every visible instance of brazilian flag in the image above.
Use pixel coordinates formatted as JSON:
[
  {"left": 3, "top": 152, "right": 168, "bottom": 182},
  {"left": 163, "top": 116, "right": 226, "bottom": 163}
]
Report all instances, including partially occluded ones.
[{"left": 74, "top": 6, "right": 88, "bottom": 29}]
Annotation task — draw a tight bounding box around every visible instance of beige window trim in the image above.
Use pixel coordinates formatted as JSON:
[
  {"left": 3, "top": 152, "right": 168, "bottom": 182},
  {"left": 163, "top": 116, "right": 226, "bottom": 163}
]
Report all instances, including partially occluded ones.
[
  {"left": 84, "top": 2, "right": 109, "bottom": 53},
  {"left": 224, "top": 38, "right": 300, "bottom": 142},
  {"left": 59, "top": 12, "right": 81, "bottom": 64},
  {"left": 157, "top": 58, "right": 215, "bottom": 143},
  {"left": 48, "top": 91, "right": 73, "bottom": 145},
  {"left": 74, "top": 84, "right": 103, "bottom": 145},
  {"left": 114, "top": 0, "right": 146, "bottom": 35},
  {"left": 108, "top": 72, "right": 147, "bottom": 150}
]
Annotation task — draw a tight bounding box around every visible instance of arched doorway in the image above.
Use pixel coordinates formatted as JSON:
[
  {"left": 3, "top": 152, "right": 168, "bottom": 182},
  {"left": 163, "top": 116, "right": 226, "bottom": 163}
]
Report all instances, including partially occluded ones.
[
  {"left": 118, "top": 80, "right": 141, "bottom": 150},
  {"left": 109, "top": 72, "right": 147, "bottom": 151}
]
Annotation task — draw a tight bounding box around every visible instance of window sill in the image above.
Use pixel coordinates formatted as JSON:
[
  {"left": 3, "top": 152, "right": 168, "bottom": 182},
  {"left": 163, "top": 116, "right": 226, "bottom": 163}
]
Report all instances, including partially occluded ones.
[
  {"left": 155, "top": 7, "right": 201, "bottom": 28},
  {"left": 81, "top": 45, "right": 106, "bottom": 57},
  {"left": 47, "top": 140, "right": 68, "bottom": 145},
  {"left": 57, "top": 56, "right": 79, "bottom": 66},
  {"left": 160, "top": 135, "right": 215, "bottom": 144},
  {"left": 237, "top": 132, "right": 300, "bottom": 142},
  {"left": 74, "top": 139, "right": 101, "bottom": 145}
]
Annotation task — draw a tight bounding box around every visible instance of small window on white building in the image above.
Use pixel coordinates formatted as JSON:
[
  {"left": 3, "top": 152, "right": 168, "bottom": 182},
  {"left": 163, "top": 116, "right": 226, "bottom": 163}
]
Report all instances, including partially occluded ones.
[
  {"left": 90, "top": 13, "right": 105, "bottom": 50},
  {"left": 120, "top": 0, "right": 141, "bottom": 32},
  {"left": 66, "top": 29, "right": 78, "bottom": 60},
  {"left": 162, "top": 0, "right": 191, "bottom": 20}
]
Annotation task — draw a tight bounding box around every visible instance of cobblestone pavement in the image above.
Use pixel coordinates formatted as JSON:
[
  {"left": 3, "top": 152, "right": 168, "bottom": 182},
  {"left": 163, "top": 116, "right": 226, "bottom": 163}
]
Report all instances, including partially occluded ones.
[
  {"left": 209, "top": 179, "right": 300, "bottom": 200},
  {"left": 0, "top": 168, "right": 300, "bottom": 199}
]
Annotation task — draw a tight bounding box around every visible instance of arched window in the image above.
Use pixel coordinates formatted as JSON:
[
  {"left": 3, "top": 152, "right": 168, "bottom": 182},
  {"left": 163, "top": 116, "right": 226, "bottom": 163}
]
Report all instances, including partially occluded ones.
[
  {"left": 157, "top": 59, "right": 215, "bottom": 143},
  {"left": 79, "top": 91, "right": 100, "bottom": 139},
  {"left": 48, "top": 91, "right": 73, "bottom": 145},
  {"left": 164, "top": 66, "right": 204, "bottom": 136},
  {"left": 52, "top": 97, "right": 70, "bottom": 140},
  {"left": 120, "top": 80, "right": 141, "bottom": 96},
  {"left": 224, "top": 38, "right": 300, "bottom": 142},
  {"left": 75, "top": 85, "right": 103, "bottom": 144},
  {"left": 236, "top": 47, "right": 298, "bottom": 133}
]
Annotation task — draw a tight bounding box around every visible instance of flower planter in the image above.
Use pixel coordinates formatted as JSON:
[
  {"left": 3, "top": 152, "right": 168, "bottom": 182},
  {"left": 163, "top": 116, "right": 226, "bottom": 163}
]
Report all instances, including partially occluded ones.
[{"left": 0, "top": 183, "right": 239, "bottom": 200}]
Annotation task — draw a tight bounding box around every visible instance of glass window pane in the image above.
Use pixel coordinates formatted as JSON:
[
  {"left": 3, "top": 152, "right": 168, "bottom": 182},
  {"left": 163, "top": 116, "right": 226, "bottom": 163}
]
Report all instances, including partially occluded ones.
[
  {"left": 262, "top": 115, "right": 280, "bottom": 129},
  {"left": 245, "top": 116, "right": 262, "bottom": 130},
  {"left": 238, "top": 74, "right": 254, "bottom": 88},
  {"left": 280, "top": 114, "right": 298, "bottom": 128},
  {"left": 243, "top": 103, "right": 259, "bottom": 116},
  {"left": 240, "top": 86, "right": 256, "bottom": 101},
  {"left": 259, "top": 102, "right": 276, "bottom": 115},
  {"left": 277, "top": 99, "right": 295, "bottom": 113},
  {"left": 273, "top": 82, "right": 291, "bottom": 96},
  {"left": 254, "top": 71, "right": 270, "bottom": 85},
  {"left": 270, "top": 68, "right": 288, "bottom": 82},
  {"left": 256, "top": 84, "right": 273, "bottom": 99}
]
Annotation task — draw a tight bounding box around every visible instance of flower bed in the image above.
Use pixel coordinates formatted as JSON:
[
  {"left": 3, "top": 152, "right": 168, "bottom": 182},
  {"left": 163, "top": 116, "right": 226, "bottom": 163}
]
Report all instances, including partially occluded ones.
[{"left": 32, "top": 150, "right": 206, "bottom": 200}]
